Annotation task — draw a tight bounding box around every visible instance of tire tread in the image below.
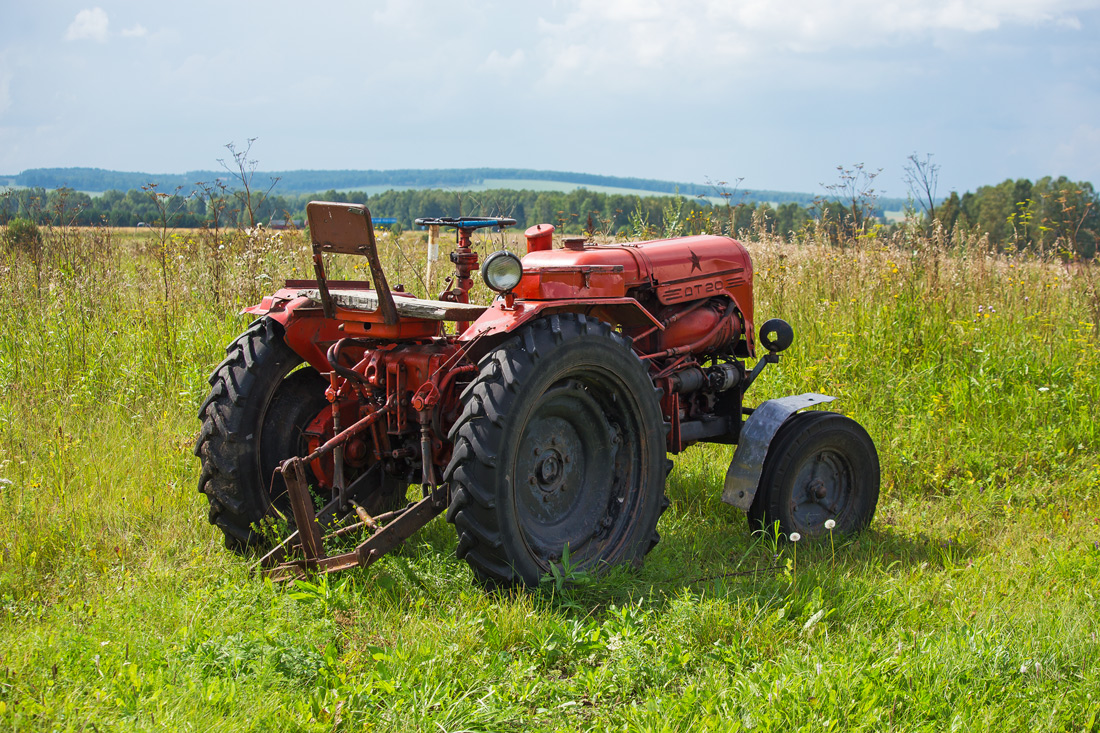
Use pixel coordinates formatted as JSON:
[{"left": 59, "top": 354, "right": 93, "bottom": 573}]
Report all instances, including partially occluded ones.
[{"left": 443, "top": 314, "right": 667, "bottom": 586}]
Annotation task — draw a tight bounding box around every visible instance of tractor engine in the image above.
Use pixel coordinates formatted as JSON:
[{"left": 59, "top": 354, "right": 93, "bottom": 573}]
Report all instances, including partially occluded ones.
[
  {"left": 512, "top": 229, "right": 756, "bottom": 451},
  {"left": 629, "top": 297, "right": 743, "bottom": 356}
]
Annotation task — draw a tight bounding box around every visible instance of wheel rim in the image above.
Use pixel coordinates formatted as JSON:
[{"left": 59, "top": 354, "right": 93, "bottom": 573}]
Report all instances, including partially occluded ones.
[
  {"left": 512, "top": 373, "right": 642, "bottom": 570},
  {"left": 788, "top": 448, "right": 853, "bottom": 531}
]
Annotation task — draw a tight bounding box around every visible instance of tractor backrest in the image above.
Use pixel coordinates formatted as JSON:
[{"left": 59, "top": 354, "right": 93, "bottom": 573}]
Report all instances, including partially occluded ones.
[{"left": 305, "top": 201, "right": 398, "bottom": 325}]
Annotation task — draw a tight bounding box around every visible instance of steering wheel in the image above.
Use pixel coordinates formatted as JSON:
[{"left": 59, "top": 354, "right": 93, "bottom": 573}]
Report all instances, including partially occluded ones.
[{"left": 414, "top": 216, "right": 517, "bottom": 231}]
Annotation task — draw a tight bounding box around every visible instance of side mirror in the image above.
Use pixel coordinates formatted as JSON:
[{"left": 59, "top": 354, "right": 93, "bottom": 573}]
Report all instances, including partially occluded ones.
[{"left": 759, "top": 318, "right": 794, "bottom": 353}]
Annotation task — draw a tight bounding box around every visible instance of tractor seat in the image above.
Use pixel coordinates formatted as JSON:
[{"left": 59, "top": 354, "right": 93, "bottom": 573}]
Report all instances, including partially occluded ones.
[{"left": 298, "top": 289, "right": 487, "bottom": 322}]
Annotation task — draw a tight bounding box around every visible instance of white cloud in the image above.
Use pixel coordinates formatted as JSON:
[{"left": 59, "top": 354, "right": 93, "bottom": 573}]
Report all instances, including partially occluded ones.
[
  {"left": 534, "top": 0, "right": 1098, "bottom": 81},
  {"left": 65, "top": 8, "right": 109, "bottom": 42},
  {"left": 708, "top": 0, "right": 1093, "bottom": 39},
  {"left": 482, "top": 49, "right": 525, "bottom": 73},
  {"left": 121, "top": 24, "right": 148, "bottom": 38},
  {"left": 373, "top": 0, "right": 452, "bottom": 28}
]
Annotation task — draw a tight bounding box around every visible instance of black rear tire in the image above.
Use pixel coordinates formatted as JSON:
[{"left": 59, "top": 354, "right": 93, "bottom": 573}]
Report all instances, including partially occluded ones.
[
  {"left": 194, "top": 317, "right": 403, "bottom": 551},
  {"left": 443, "top": 314, "right": 670, "bottom": 587},
  {"left": 747, "top": 411, "right": 879, "bottom": 537}
]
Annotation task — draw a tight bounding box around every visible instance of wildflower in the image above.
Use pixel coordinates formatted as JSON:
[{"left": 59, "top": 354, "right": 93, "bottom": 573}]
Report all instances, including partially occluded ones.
[
  {"left": 824, "top": 519, "right": 836, "bottom": 530},
  {"left": 1038, "top": 387, "right": 1050, "bottom": 393},
  {"left": 789, "top": 532, "right": 801, "bottom": 543}
]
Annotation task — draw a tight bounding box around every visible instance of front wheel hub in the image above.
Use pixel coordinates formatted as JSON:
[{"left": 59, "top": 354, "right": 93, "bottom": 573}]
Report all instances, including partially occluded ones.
[{"left": 537, "top": 450, "right": 564, "bottom": 488}]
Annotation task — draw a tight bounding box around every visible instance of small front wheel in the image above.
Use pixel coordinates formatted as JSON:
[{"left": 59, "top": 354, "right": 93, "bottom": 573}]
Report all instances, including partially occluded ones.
[{"left": 748, "top": 411, "right": 879, "bottom": 537}]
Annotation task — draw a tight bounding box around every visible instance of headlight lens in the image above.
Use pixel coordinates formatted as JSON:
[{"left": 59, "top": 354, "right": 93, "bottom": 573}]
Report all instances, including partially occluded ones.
[{"left": 481, "top": 251, "right": 523, "bottom": 293}]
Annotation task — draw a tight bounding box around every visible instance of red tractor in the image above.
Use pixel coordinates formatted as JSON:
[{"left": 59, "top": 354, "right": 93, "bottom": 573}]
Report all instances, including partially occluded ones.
[{"left": 194, "top": 202, "right": 880, "bottom": 585}]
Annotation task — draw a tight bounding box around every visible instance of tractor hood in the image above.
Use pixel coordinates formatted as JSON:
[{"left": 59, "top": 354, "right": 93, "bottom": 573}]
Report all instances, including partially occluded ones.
[{"left": 513, "top": 234, "right": 753, "bottom": 308}]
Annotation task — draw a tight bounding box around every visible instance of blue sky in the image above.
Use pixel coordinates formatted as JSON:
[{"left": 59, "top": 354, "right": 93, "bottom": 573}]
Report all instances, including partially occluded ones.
[{"left": 1, "top": 0, "right": 1097, "bottom": 199}]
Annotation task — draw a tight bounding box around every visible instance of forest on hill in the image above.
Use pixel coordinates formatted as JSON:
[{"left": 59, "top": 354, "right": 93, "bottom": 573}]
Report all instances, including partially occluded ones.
[
  {"left": 3, "top": 166, "right": 846, "bottom": 206},
  {"left": 2, "top": 173, "right": 1096, "bottom": 258}
]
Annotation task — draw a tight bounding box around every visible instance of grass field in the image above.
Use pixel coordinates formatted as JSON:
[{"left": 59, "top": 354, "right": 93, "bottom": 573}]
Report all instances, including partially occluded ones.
[{"left": 1, "top": 219, "right": 1099, "bottom": 731}]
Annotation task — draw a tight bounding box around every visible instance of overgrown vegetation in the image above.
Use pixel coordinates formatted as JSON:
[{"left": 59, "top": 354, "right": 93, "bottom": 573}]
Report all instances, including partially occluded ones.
[
  {"left": 0, "top": 217, "right": 41, "bottom": 254},
  {"left": 0, "top": 209, "right": 1098, "bottom": 730}
]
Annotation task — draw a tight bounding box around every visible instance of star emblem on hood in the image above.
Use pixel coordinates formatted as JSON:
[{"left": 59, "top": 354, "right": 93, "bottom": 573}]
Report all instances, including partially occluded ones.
[{"left": 689, "top": 249, "right": 702, "bottom": 273}]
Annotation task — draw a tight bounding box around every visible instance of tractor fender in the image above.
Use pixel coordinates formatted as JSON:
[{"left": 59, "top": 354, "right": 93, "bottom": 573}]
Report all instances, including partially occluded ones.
[
  {"left": 242, "top": 294, "right": 315, "bottom": 328},
  {"left": 459, "top": 297, "right": 663, "bottom": 341},
  {"left": 241, "top": 296, "right": 343, "bottom": 374},
  {"left": 721, "top": 393, "right": 836, "bottom": 511}
]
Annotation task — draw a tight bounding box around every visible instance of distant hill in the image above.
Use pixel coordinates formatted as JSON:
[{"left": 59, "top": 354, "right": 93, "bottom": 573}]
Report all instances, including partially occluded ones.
[{"left": 7, "top": 166, "right": 911, "bottom": 210}]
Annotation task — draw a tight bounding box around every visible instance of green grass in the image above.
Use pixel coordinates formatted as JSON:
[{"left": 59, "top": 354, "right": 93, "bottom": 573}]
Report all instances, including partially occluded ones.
[{"left": 1, "top": 221, "right": 1098, "bottom": 731}]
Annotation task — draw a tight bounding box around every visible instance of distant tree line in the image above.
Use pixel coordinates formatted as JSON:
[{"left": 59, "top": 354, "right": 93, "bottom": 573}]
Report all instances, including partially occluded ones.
[
  {"left": 0, "top": 184, "right": 861, "bottom": 235},
  {"left": 8, "top": 166, "right": 891, "bottom": 205},
  {"left": 2, "top": 176, "right": 1096, "bottom": 257}
]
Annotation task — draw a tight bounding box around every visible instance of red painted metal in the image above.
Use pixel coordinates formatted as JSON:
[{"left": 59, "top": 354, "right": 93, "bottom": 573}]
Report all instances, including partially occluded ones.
[
  {"left": 459, "top": 297, "right": 664, "bottom": 341},
  {"left": 524, "top": 223, "right": 554, "bottom": 252},
  {"left": 246, "top": 286, "right": 444, "bottom": 373},
  {"left": 437, "top": 225, "right": 483, "bottom": 333},
  {"left": 633, "top": 298, "right": 743, "bottom": 356},
  {"left": 510, "top": 234, "right": 754, "bottom": 354}
]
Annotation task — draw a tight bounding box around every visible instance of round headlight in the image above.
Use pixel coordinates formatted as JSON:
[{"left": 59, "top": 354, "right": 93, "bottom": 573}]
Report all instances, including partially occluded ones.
[{"left": 481, "top": 250, "right": 523, "bottom": 293}]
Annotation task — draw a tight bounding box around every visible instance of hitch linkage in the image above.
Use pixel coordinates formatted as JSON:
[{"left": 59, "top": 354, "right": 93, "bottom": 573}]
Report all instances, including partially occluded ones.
[{"left": 258, "top": 401, "right": 448, "bottom": 582}]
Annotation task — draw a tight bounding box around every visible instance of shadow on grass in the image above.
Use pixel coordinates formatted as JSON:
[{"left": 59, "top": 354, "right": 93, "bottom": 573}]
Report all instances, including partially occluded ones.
[
  {"left": 520, "top": 516, "right": 983, "bottom": 619},
  {"left": 243, "top": 501, "right": 980, "bottom": 622}
]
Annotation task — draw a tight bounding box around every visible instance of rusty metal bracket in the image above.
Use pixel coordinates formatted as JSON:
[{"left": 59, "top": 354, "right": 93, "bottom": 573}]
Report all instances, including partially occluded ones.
[
  {"left": 264, "top": 486, "right": 449, "bottom": 582},
  {"left": 283, "top": 457, "right": 323, "bottom": 567},
  {"left": 260, "top": 397, "right": 447, "bottom": 582},
  {"left": 260, "top": 403, "right": 397, "bottom": 573}
]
